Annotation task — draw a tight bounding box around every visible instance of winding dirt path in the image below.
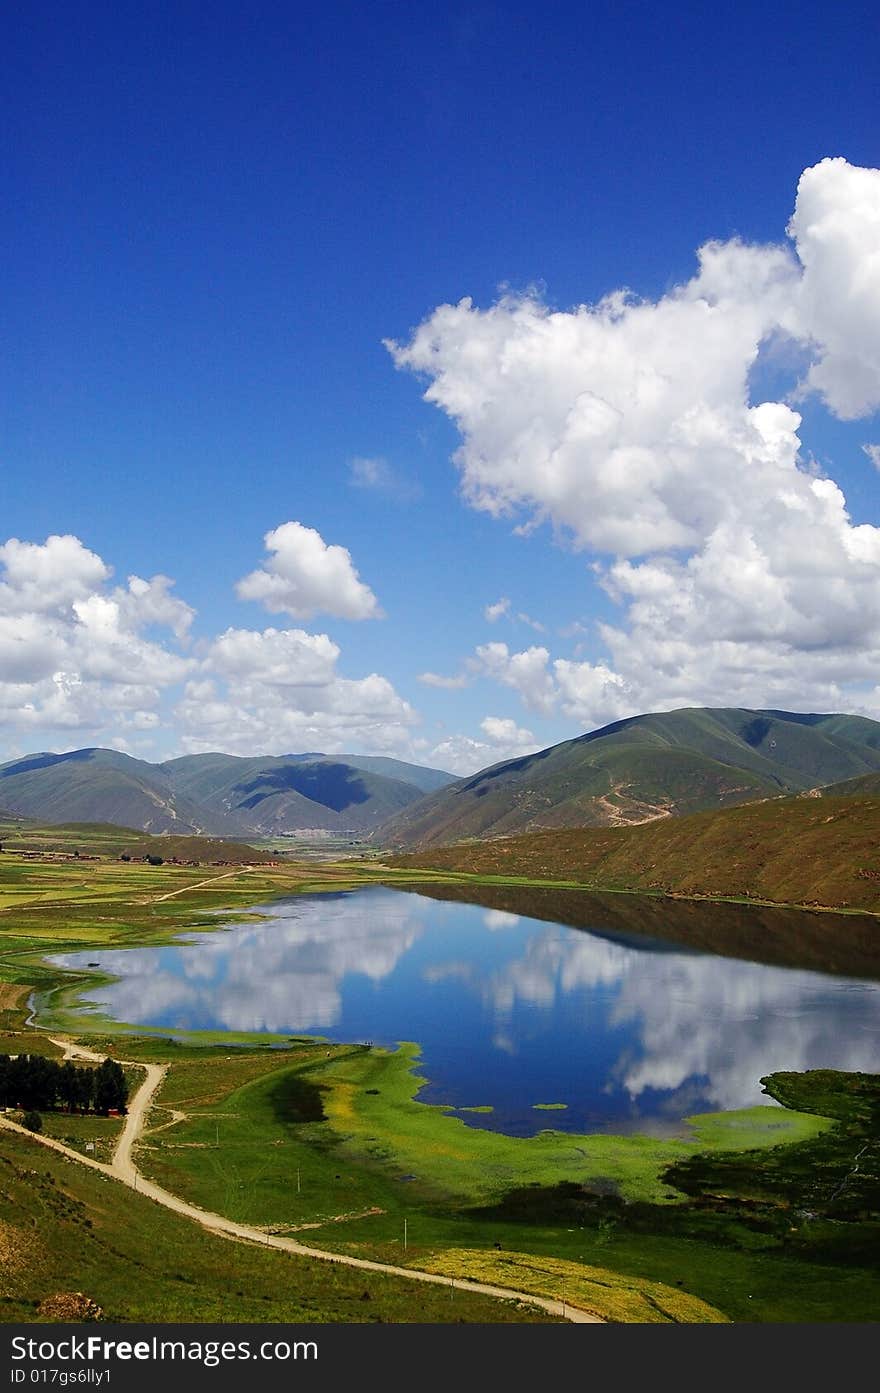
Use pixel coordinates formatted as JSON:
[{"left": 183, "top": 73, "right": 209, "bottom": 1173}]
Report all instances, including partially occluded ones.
[{"left": 2, "top": 1038, "right": 601, "bottom": 1325}]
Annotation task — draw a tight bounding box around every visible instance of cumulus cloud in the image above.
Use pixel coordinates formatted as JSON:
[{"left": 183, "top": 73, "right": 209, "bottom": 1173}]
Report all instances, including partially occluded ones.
[
  {"left": 470, "top": 642, "right": 557, "bottom": 713},
  {"left": 388, "top": 158, "right": 880, "bottom": 724},
  {"left": 0, "top": 535, "right": 195, "bottom": 744},
  {"left": 236, "top": 521, "right": 383, "bottom": 621},
  {"left": 176, "top": 624, "right": 416, "bottom": 757},
  {"left": 788, "top": 158, "right": 880, "bottom": 418},
  {"left": 427, "top": 713, "right": 538, "bottom": 775},
  {"left": 0, "top": 534, "right": 110, "bottom": 615}
]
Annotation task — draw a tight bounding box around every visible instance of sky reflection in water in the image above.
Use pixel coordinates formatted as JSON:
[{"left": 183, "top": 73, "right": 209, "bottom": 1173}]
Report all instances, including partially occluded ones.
[{"left": 51, "top": 887, "right": 880, "bottom": 1137}]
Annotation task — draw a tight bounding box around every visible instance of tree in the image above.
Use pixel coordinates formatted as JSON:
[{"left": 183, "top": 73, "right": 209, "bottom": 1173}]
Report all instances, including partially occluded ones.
[
  {"left": 22, "top": 1110, "right": 42, "bottom": 1133},
  {"left": 94, "top": 1058, "right": 128, "bottom": 1114},
  {"left": 59, "top": 1060, "right": 80, "bottom": 1113}
]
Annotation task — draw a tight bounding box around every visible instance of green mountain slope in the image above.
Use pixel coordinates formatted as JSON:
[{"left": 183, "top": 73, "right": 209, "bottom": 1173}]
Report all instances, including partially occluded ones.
[
  {"left": 0, "top": 749, "right": 216, "bottom": 835},
  {"left": 377, "top": 707, "right": 880, "bottom": 849},
  {"left": 817, "top": 770, "right": 880, "bottom": 798}
]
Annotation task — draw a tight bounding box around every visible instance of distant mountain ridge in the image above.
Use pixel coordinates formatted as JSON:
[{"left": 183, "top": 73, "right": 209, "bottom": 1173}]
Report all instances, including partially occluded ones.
[
  {"left": 376, "top": 707, "right": 880, "bottom": 849},
  {"left": 0, "top": 748, "right": 455, "bottom": 837}
]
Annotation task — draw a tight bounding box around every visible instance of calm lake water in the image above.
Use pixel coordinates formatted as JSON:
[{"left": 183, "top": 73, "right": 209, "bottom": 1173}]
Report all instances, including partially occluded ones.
[{"left": 51, "top": 885, "right": 880, "bottom": 1137}]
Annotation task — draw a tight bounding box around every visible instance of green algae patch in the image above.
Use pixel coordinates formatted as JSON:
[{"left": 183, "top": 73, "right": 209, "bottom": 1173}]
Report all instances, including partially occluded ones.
[{"left": 314, "top": 1042, "right": 828, "bottom": 1207}]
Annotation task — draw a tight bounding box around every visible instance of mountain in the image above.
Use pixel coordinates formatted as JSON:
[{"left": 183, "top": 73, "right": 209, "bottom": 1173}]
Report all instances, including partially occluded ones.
[
  {"left": 376, "top": 707, "right": 880, "bottom": 849},
  {"left": 158, "top": 752, "right": 451, "bottom": 834},
  {"left": 0, "top": 747, "right": 454, "bottom": 837}
]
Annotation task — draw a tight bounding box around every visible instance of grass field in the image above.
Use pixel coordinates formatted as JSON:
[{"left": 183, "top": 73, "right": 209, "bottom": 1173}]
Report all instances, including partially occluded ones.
[{"left": 0, "top": 1127, "right": 553, "bottom": 1324}]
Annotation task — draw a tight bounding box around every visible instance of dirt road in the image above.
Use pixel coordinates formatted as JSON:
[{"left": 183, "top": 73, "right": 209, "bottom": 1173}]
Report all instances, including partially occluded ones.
[
  {"left": 153, "top": 869, "right": 255, "bottom": 902},
  {"left": 2, "top": 1038, "right": 601, "bottom": 1324}
]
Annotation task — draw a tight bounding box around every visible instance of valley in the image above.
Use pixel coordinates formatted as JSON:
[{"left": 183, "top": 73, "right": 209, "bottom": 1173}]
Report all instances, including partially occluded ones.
[{"left": 2, "top": 706, "right": 880, "bottom": 1326}]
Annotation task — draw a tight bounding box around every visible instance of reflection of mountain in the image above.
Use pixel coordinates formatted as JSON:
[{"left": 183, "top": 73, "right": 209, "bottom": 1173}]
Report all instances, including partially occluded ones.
[
  {"left": 53, "top": 892, "right": 425, "bottom": 1034},
  {"left": 410, "top": 881, "right": 880, "bottom": 980}
]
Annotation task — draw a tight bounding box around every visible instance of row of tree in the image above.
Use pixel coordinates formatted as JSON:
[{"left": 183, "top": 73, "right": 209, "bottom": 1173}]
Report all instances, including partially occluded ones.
[{"left": 0, "top": 1053, "right": 129, "bottom": 1114}]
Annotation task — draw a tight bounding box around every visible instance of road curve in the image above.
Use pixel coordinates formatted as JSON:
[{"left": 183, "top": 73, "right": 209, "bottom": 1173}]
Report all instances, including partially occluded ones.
[{"left": 4, "top": 1039, "right": 601, "bottom": 1325}]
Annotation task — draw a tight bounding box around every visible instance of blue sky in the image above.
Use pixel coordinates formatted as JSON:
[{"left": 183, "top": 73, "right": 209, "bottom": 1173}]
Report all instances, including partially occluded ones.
[{"left": 3, "top": 2, "right": 880, "bottom": 772}]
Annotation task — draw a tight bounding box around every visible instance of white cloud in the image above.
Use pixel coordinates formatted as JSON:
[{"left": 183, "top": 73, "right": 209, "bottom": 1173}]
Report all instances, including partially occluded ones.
[
  {"left": 470, "top": 642, "right": 556, "bottom": 714},
  {"left": 417, "top": 670, "right": 470, "bottom": 689},
  {"left": 208, "top": 626, "right": 340, "bottom": 688},
  {"left": 479, "top": 715, "right": 537, "bottom": 751},
  {"left": 516, "top": 611, "right": 545, "bottom": 632},
  {"left": 0, "top": 534, "right": 110, "bottom": 614},
  {"left": 484, "top": 596, "right": 510, "bottom": 622},
  {"left": 177, "top": 625, "right": 416, "bottom": 757},
  {"left": 236, "top": 521, "right": 383, "bottom": 621},
  {"left": 863, "top": 443, "right": 880, "bottom": 471},
  {"left": 388, "top": 158, "right": 880, "bottom": 722},
  {"left": 553, "top": 658, "right": 635, "bottom": 726},
  {"left": 427, "top": 713, "right": 538, "bottom": 775},
  {"left": 0, "top": 535, "right": 195, "bottom": 743},
  {"left": 119, "top": 574, "right": 195, "bottom": 641},
  {"left": 788, "top": 158, "right": 880, "bottom": 418}
]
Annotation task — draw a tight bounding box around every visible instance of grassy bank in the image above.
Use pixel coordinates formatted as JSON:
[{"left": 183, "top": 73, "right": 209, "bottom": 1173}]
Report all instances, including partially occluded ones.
[{"left": 129, "top": 1041, "right": 880, "bottom": 1322}]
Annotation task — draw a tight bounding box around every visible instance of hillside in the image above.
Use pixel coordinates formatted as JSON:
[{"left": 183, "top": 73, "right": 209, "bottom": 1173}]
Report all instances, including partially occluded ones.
[
  {"left": 384, "top": 793, "right": 880, "bottom": 915},
  {"left": 818, "top": 770, "right": 880, "bottom": 798},
  {"left": 377, "top": 707, "right": 880, "bottom": 849},
  {"left": 0, "top": 747, "right": 452, "bottom": 838},
  {"left": 0, "top": 750, "right": 214, "bottom": 836}
]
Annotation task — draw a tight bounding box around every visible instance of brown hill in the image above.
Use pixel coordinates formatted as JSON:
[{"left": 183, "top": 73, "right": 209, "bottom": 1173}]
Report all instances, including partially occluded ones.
[{"left": 385, "top": 794, "right": 880, "bottom": 916}]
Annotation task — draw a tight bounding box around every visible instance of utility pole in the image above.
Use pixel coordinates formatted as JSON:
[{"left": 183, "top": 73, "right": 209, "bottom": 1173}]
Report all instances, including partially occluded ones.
[{"left": 296, "top": 1168, "right": 301, "bottom": 1193}]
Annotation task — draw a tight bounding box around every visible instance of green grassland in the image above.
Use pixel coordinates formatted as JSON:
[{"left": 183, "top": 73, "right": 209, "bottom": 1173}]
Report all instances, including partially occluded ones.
[
  {"left": 126, "top": 1042, "right": 879, "bottom": 1323},
  {"left": 386, "top": 793, "right": 880, "bottom": 916},
  {"left": 0, "top": 1128, "right": 551, "bottom": 1324}
]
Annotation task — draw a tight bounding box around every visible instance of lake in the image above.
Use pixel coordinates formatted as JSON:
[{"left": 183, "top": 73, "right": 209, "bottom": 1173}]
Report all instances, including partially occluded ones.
[{"left": 50, "top": 884, "right": 880, "bottom": 1138}]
